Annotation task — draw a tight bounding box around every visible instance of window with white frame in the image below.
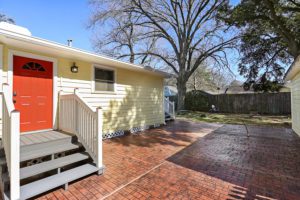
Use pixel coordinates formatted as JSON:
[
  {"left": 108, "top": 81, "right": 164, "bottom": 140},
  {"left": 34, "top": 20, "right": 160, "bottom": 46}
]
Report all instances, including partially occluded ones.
[{"left": 94, "top": 66, "right": 115, "bottom": 92}]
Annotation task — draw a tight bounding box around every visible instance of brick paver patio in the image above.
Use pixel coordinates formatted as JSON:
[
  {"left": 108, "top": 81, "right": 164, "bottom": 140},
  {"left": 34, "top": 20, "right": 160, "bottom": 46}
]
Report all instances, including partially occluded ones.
[{"left": 36, "top": 120, "right": 300, "bottom": 200}]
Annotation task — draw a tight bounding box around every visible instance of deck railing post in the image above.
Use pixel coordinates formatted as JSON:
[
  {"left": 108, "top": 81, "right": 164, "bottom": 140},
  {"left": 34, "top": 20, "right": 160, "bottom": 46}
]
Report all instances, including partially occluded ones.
[
  {"left": 96, "top": 107, "right": 103, "bottom": 173},
  {"left": 1, "top": 83, "right": 20, "bottom": 200},
  {"left": 10, "top": 110, "right": 20, "bottom": 200},
  {"left": 172, "top": 101, "right": 176, "bottom": 119},
  {"left": 58, "top": 90, "right": 62, "bottom": 131},
  {"left": 60, "top": 90, "right": 104, "bottom": 173},
  {"left": 74, "top": 88, "right": 79, "bottom": 133},
  {"left": 164, "top": 97, "right": 176, "bottom": 119}
]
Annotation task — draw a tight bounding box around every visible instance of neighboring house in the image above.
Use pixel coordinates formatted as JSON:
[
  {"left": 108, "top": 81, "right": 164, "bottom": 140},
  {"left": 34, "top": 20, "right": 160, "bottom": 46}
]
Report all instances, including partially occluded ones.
[
  {"left": 164, "top": 85, "right": 177, "bottom": 97},
  {"left": 279, "top": 86, "right": 291, "bottom": 92},
  {"left": 0, "top": 22, "right": 171, "bottom": 199},
  {"left": 224, "top": 80, "right": 248, "bottom": 94},
  {"left": 285, "top": 56, "right": 300, "bottom": 136},
  {"left": 163, "top": 86, "right": 176, "bottom": 121}
]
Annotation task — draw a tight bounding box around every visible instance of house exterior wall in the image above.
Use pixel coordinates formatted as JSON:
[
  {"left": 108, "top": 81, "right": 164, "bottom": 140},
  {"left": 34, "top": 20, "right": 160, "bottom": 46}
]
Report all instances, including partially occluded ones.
[
  {"left": 291, "top": 72, "right": 300, "bottom": 135},
  {"left": 0, "top": 43, "right": 164, "bottom": 136}
]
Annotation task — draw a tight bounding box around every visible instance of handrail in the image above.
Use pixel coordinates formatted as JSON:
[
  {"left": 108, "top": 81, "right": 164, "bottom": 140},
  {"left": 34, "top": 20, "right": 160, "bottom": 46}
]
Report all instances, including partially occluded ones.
[
  {"left": 164, "top": 97, "right": 175, "bottom": 119},
  {"left": 2, "top": 84, "right": 14, "bottom": 113},
  {"left": 59, "top": 89, "right": 103, "bottom": 169},
  {"left": 1, "top": 84, "right": 20, "bottom": 200}
]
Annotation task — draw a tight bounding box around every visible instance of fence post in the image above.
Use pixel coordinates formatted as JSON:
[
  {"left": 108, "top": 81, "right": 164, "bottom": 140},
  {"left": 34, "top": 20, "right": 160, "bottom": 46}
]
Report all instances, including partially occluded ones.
[
  {"left": 10, "top": 110, "right": 20, "bottom": 200},
  {"left": 96, "top": 107, "right": 103, "bottom": 174}
]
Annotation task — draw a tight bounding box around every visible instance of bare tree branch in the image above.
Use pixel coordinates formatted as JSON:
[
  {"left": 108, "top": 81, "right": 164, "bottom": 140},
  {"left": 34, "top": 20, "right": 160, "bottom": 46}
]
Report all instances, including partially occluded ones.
[{"left": 89, "top": 0, "right": 238, "bottom": 109}]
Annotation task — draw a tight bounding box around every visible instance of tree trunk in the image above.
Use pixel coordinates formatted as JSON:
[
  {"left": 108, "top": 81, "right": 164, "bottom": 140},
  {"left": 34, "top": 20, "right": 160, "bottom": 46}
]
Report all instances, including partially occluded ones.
[
  {"left": 129, "top": 45, "right": 135, "bottom": 63},
  {"left": 177, "top": 77, "right": 187, "bottom": 111}
]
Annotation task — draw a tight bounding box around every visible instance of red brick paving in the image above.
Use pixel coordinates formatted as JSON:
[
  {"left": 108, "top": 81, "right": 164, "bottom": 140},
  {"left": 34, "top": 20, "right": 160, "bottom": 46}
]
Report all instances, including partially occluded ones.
[{"left": 34, "top": 120, "right": 300, "bottom": 200}]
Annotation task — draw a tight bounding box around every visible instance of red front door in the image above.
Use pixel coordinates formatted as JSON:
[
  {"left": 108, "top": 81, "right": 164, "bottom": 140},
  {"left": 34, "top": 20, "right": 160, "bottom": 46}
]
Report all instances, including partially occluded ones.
[{"left": 13, "top": 55, "right": 53, "bottom": 132}]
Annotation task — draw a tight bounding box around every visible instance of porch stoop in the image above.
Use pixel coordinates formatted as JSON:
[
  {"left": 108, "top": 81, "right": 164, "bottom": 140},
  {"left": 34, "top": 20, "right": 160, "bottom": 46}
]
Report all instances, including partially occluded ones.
[
  {"left": 165, "top": 112, "right": 172, "bottom": 121},
  {"left": 164, "top": 98, "right": 175, "bottom": 121},
  {"left": 0, "top": 131, "right": 103, "bottom": 200}
]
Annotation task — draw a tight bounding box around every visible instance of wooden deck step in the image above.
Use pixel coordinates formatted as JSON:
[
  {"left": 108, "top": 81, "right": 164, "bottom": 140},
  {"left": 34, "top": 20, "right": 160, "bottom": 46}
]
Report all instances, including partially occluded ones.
[
  {"left": 20, "top": 131, "right": 73, "bottom": 152},
  {"left": 21, "top": 143, "right": 80, "bottom": 162},
  {"left": 20, "top": 153, "right": 89, "bottom": 179},
  {"left": 20, "top": 164, "right": 99, "bottom": 200},
  {"left": 20, "top": 131, "right": 72, "bottom": 146}
]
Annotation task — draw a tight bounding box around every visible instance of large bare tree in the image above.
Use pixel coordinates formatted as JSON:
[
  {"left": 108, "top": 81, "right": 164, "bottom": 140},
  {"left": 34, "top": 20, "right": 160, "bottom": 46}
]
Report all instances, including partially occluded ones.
[
  {"left": 186, "top": 66, "right": 234, "bottom": 92},
  {"left": 89, "top": 0, "right": 238, "bottom": 110},
  {"left": 89, "top": 1, "right": 158, "bottom": 65}
]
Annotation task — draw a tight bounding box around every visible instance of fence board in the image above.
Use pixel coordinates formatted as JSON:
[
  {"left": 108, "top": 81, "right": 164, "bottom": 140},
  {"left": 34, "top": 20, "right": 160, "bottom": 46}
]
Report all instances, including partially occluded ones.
[{"left": 207, "top": 93, "right": 291, "bottom": 114}]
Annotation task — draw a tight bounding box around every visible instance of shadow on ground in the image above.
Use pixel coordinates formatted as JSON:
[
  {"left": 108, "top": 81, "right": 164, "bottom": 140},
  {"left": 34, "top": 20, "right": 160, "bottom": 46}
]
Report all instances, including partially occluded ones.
[
  {"left": 33, "top": 120, "right": 300, "bottom": 200},
  {"left": 167, "top": 124, "right": 300, "bottom": 199}
]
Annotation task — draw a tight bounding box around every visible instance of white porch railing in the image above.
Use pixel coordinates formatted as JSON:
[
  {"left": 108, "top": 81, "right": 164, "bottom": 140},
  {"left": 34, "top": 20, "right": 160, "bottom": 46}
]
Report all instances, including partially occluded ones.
[
  {"left": 58, "top": 89, "right": 103, "bottom": 169},
  {"left": 164, "top": 97, "right": 175, "bottom": 119},
  {"left": 1, "top": 84, "right": 20, "bottom": 200}
]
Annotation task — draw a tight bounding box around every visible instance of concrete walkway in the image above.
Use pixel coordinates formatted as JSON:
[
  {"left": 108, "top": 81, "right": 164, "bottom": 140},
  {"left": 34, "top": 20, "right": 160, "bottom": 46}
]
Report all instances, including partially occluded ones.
[{"left": 36, "top": 120, "right": 300, "bottom": 200}]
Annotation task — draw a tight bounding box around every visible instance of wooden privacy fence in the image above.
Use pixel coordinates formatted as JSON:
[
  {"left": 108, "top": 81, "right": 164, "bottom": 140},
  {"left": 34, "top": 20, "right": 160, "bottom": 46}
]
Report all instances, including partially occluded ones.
[{"left": 185, "top": 91, "right": 291, "bottom": 115}]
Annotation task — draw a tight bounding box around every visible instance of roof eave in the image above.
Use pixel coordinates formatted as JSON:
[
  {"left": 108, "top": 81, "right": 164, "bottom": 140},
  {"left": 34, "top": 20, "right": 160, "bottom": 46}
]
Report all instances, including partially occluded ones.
[{"left": 0, "top": 29, "right": 171, "bottom": 78}]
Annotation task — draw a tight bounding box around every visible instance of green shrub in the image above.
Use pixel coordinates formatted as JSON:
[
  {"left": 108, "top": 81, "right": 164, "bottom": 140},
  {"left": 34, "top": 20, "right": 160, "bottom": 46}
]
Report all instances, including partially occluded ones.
[{"left": 185, "top": 90, "right": 210, "bottom": 111}]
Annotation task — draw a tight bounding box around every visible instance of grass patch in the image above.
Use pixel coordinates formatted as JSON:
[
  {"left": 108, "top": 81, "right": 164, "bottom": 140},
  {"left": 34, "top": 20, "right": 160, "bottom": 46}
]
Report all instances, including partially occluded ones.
[{"left": 177, "top": 111, "right": 291, "bottom": 127}]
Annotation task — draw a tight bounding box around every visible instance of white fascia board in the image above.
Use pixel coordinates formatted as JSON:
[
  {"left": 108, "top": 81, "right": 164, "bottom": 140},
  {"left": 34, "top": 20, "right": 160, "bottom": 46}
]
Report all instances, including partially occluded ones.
[{"left": 0, "top": 29, "right": 169, "bottom": 77}]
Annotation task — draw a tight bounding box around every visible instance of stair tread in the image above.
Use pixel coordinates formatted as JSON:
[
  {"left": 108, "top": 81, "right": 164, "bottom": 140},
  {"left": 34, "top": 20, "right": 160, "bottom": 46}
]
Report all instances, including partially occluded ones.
[
  {"left": 20, "top": 163, "right": 99, "bottom": 199},
  {"left": 21, "top": 143, "right": 80, "bottom": 162},
  {"left": 20, "top": 131, "right": 72, "bottom": 147},
  {"left": 20, "top": 153, "right": 89, "bottom": 179}
]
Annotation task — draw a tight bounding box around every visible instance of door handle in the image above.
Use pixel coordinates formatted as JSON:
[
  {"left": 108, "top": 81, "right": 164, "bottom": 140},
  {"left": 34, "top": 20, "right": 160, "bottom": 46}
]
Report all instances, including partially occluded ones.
[
  {"left": 13, "top": 91, "right": 17, "bottom": 96},
  {"left": 13, "top": 99, "right": 16, "bottom": 104}
]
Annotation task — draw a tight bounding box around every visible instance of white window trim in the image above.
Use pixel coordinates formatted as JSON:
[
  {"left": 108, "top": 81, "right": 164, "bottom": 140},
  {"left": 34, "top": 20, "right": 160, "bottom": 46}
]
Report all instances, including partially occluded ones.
[
  {"left": 91, "top": 64, "right": 117, "bottom": 94},
  {"left": 7, "top": 49, "right": 58, "bottom": 130}
]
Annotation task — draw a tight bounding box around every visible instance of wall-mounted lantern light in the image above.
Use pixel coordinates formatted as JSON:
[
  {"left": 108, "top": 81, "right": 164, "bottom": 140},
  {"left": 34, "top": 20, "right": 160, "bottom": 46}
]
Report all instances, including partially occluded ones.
[{"left": 71, "top": 62, "right": 78, "bottom": 73}]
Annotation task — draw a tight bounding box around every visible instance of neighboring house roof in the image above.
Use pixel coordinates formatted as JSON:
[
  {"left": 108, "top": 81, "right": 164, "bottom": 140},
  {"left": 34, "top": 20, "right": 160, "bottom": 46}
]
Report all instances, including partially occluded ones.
[
  {"left": 229, "top": 80, "right": 243, "bottom": 87},
  {"left": 224, "top": 80, "right": 252, "bottom": 94},
  {"left": 279, "top": 87, "right": 291, "bottom": 92},
  {"left": 285, "top": 56, "right": 300, "bottom": 81},
  {"left": 0, "top": 22, "right": 170, "bottom": 77},
  {"left": 202, "top": 90, "right": 222, "bottom": 94},
  {"left": 164, "top": 85, "right": 177, "bottom": 97},
  {"left": 225, "top": 86, "right": 252, "bottom": 94}
]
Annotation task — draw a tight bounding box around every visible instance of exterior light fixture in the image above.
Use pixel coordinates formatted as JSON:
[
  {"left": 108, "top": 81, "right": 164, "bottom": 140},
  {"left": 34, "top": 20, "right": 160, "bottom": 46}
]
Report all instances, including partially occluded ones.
[{"left": 71, "top": 62, "right": 78, "bottom": 73}]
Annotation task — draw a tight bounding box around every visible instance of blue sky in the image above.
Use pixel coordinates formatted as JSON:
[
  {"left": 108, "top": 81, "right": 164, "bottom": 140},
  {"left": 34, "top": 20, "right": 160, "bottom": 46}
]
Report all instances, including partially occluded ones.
[
  {"left": 0, "top": 0, "right": 93, "bottom": 50},
  {"left": 0, "top": 0, "right": 243, "bottom": 81}
]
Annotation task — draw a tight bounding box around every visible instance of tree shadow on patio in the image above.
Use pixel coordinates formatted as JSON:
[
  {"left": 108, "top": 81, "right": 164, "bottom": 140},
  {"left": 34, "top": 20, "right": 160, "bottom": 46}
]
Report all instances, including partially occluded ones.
[{"left": 166, "top": 124, "right": 300, "bottom": 200}]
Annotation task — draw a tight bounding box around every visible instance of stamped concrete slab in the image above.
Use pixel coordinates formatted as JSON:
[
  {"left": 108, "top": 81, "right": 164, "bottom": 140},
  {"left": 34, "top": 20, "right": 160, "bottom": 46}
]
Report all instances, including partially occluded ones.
[{"left": 28, "top": 120, "right": 300, "bottom": 200}]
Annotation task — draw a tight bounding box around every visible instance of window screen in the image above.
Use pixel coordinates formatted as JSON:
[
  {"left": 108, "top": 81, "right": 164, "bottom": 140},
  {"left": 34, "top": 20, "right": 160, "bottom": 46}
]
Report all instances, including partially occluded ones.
[{"left": 94, "top": 67, "right": 115, "bottom": 91}]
